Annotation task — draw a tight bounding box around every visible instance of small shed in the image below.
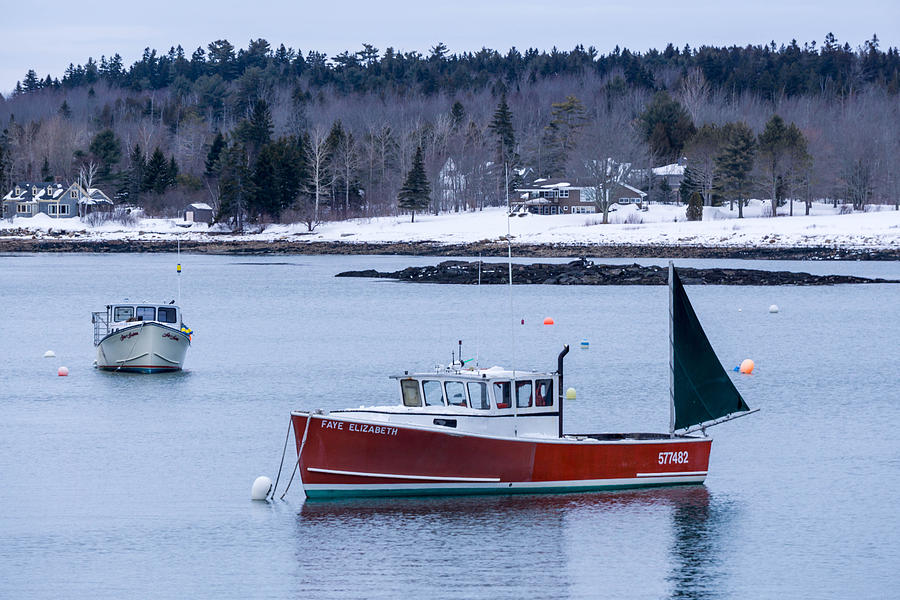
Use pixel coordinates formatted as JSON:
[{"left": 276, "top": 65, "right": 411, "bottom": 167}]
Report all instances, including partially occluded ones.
[{"left": 184, "top": 203, "right": 214, "bottom": 224}]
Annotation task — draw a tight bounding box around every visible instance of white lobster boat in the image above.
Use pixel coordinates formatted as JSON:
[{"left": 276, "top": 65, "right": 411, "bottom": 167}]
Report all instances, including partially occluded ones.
[{"left": 92, "top": 303, "right": 192, "bottom": 373}]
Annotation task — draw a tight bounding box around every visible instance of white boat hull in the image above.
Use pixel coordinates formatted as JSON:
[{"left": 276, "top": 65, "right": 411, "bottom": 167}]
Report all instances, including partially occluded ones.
[{"left": 96, "top": 322, "right": 190, "bottom": 373}]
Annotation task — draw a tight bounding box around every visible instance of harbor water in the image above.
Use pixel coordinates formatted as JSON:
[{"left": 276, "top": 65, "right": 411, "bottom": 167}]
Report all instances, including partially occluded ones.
[{"left": 1, "top": 253, "right": 898, "bottom": 599}]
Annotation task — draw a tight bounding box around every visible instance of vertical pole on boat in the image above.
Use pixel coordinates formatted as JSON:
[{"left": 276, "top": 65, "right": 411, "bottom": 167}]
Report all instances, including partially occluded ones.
[
  {"left": 506, "top": 162, "right": 518, "bottom": 437},
  {"left": 668, "top": 261, "right": 675, "bottom": 437},
  {"left": 557, "top": 345, "right": 569, "bottom": 438},
  {"left": 176, "top": 237, "right": 182, "bottom": 305}
]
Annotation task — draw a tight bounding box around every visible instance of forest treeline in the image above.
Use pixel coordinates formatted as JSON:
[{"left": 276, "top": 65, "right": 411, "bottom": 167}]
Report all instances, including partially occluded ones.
[{"left": 0, "top": 34, "right": 897, "bottom": 228}]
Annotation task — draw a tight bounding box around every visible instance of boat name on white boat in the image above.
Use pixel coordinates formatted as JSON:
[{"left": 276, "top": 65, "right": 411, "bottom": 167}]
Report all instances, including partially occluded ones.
[{"left": 120, "top": 331, "right": 139, "bottom": 341}]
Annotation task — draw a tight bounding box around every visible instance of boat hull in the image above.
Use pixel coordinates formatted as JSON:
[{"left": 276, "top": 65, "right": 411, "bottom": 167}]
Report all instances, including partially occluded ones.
[
  {"left": 291, "top": 413, "right": 712, "bottom": 499},
  {"left": 96, "top": 322, "right": 190, "bottom": 373}
]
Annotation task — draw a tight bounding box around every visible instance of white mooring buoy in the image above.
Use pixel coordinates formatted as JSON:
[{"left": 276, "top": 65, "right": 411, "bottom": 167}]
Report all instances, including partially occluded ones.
[
  {"left": 43, "top": 350, "right": 56, "bottom": 358},
  {"left": 769, "top": 304, "right": 780, "bottom": 313},
  {"left": 251, "top": 476, "right": 273, "bottom": 501}
]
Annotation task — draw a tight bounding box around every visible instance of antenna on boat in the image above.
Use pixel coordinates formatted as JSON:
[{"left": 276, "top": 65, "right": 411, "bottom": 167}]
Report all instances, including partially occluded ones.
[
  {"left": 475, "top": 254, "right": 482, "bottom": 368},
  {"left": 668, "top": 261, "right": 675, "bottom": 438}
]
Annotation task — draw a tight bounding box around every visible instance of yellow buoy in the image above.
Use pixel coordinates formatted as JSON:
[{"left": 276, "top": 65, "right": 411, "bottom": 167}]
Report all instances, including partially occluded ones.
[
  {"left": 565, "top": 387, "right": 576, "bottom": 400},
  {"left": 739, "top": 359, "right": 755, "bottom": 374}
]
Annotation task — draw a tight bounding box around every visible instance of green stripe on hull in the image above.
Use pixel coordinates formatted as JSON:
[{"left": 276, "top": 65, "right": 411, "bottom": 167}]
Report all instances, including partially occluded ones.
[{"left": 304, "top": 480, "right": 705, "bottom": 499}]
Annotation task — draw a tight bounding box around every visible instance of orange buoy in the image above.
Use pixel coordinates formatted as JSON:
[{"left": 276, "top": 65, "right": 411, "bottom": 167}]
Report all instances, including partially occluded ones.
[
  {"left": 543, "top": 317, "right": 554, "bottom": 325},
  {"left": 739, "top": 359, "right": 754, "bottom": 374}
]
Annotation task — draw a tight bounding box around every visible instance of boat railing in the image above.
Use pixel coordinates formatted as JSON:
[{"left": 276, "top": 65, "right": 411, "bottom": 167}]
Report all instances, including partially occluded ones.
[{"left": 91, "top": 311, "right": 110, "bottom": 346}]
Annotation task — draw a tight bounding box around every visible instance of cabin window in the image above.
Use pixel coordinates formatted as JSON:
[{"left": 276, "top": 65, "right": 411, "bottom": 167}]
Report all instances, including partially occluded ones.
[
  {"left": 422, "top": 380, "right": 445, "bottom": 406},
  {"left": 113, "top": 306, "right": 134, "bottom": 321},
  {"left": 558, "top": 189, "right": 569, "bottom": 198},
  {"left": 70, "top": 190, "right": 77, "bottom": 199},
  {"left": 136, "top": 306, "right": 156, "bottom": 321},
  {"left": 157, "top": 307, "right": 177, "bottom": 323},
  {"left": 17, "top": 203, "right": 31, "bottom": 214},
  {"left": 493, "top": 381, "right": 511, "bottom": 409},
  {"left": 48, "top": 204, "right": 70, "bottom": 216},
  {"left": 516, "top": 381, "right": 533, "bottom": 408},
  {"left": 467, "top": 382, "right": 489, "bottom": 410},
  {"left": 535, "top": 379, "right": 554, "bottom": 407},
  {"left": 401, "top": 379, "right": 422, "bottom": 407},
  {"left": 445, "top": 381, "right": 467, "bottom": 407}
]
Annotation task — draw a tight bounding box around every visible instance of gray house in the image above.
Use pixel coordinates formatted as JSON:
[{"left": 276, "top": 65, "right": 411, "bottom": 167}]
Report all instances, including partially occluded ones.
[{"left": 2, "top": 182, "right": 112, "bottom": 219}]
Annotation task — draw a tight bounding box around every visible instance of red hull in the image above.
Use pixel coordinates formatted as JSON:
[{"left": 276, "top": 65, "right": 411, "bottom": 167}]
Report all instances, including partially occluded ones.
[{"left": 291, "top": 413, "right": 712, "bottom": 498}]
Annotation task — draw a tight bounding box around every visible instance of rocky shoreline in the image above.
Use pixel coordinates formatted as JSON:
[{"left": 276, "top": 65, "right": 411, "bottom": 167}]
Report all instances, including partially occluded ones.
[
  {"left": 0, "top": 236, "right": 897, "bottom": 260},
  {"left": 336, "top": 259, "right": 900, "bottom": 285}
]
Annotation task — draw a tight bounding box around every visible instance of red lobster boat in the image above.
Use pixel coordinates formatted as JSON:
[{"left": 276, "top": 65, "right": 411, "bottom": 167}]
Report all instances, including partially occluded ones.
[{"left": 287, "top": 264, "right": 755, "bottom": 499}]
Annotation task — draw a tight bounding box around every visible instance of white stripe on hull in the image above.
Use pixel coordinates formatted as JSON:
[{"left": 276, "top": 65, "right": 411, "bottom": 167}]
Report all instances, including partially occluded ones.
[
  {"left": 306, "top": 467, "right": 501, "bottom": 482},
  {"left": 302, "top": 475, "right": 707, "bottom": 498}
]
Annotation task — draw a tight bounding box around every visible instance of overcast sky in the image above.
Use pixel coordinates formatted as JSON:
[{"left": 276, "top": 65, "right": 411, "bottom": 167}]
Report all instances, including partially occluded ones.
[{"left": 2, "top": 0, "right": 897, "bottom": 95}]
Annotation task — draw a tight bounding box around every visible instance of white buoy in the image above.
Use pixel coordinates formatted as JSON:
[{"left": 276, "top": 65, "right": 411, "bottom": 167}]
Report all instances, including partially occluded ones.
[
  {"left": 251, "top": 476, "right": 273, "bottom": 501},
  {"left": 57, "top": 366, "right": 69, "bottom": 377},
  {"left": 580, "top": 339, "right": 590, "bottom": 349},
  {"left": 43, "top": 350, "right": 56, "bottom": 358},
  {"left": 769, "top": 304, "right": 780, "bottom": 313}
]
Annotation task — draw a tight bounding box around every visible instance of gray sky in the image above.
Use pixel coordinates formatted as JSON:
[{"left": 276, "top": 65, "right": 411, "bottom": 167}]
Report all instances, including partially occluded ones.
[{"left": 2, "top": 0, "right": 897, "bottom": 95}]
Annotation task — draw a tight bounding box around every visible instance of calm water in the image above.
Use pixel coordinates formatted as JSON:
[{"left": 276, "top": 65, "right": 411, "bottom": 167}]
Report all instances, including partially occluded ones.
[{"left": 1, "top": 253, "right": 898, "bottom": 599}]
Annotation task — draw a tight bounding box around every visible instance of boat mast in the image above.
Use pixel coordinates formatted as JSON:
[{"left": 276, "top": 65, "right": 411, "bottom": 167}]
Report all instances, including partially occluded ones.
[
  {"left": 506, "top": 162, "right": 518, "bottom": 436},
  {"left": 668, "top": 261, "right": 675, "bottom": 438}
]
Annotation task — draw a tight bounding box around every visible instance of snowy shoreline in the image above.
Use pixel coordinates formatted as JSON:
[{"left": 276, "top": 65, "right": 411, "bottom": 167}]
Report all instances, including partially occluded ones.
[{"left": 1, "top": 202, "right": 898, "bottom": 259}]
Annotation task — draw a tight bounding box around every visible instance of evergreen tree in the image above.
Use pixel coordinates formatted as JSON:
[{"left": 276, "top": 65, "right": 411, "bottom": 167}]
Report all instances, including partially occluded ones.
[
  {"left": 757, "top": 115, "right": 808, "bottom": 216},
  {"left": 544, "top": 95, "right": 586, "bottom": 176},
  {"left": 205, "top": 132, "right": 226, "bottom": 177},
  {"left": 22, "top": 70, "right": 40, "bottom": 93},
  {"left": 89, "top": 129, "right": 122, "bottom": 177},
  {"left": 166, "top": 156, "right": 179, "bottom": 188},
  {"left": 234, "top": 99, "right": 273, "bottom": 160},
  {"left": 639, "top": 91, "right": 696, "bottom": 162},
  {"left": 217, "top": 144, "right": 255, "bottom": 230},
  {"left": 41, "top": 157, "right": 52, "bottom": 181},
  {"left": 487, "top": 93, "right": 521, "bottom": 198},
  {"left": 450, "top": 101, "right": 465, "bottom": 129},
  {"left": 686, "top": 191, "right": 703, "bottom": 221},
  {"left": 128, "top": 144, "right": 145, "bottom": 203},
  {"left": 715, "top": 122, "right": 756, "bottom": 218},
  {"left": 143, "top": 147, "right": 168, "bottom": 194},
  {"left": 58, "top": 100, "right": 72, "bottom": 119},
  {"left": 397, "top": 146, "right": 431, "bottom": 222}
]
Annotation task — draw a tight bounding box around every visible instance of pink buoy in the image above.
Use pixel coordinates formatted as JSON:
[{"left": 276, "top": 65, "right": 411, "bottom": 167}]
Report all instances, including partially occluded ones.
[{"left": 58, "top": 366, "right": 69, "bottom": 377}]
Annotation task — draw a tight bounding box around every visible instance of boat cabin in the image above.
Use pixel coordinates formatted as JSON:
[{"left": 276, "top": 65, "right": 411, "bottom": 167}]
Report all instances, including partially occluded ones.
[
  {"left": 332, "top": 366, "right": 562, "bottom": 438},
  {"left": 92, "top": 303, "right": 186, "bottom": 345}
]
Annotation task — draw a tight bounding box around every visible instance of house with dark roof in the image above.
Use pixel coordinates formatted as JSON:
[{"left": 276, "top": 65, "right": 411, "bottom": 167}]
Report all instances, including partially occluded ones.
[
  {"left": 514, "top": 178, "right": 647, "bottom": 215},
  {"left": 2, "top": 182, "right": 113, "bottom": 219}
]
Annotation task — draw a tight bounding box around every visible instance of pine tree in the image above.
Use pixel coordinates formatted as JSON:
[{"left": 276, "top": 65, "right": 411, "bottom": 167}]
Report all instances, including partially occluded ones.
[
  {"left": 544, "top": 95, "right": 586, "bottom": 176},
  {"left": 205, "top": 132, "right": 226, "bottom": 177},
  {"left": 397, "top": 146, "right": 431, "bottom": 222},
  {"left": 58, "top": 100, "right": 72, "bottom": 119},
  {"left": 715, "top": 122, "right": 756, "bottom": 218},
  {"left": 41, "top": 157, "right": 52, "bottom": 181},
  {"left": 450, "top": 101, "right": 465, "bottom": 129},
  {"left": 128, "top": 144, "right": 145, "bottom": 203},
  {"left": 686, "top": 191, "right": 703, "bottom": 221},
  {"left": 143, "top": 148, "right": 168, "bottom": 194},
  {"left": 166, "top": 156, "right": 179, "bottom": 188},
  {"left": 487, "top": 93, "right": 521, "bottom": 198},
  {"left": 89, "top": 129, "right": 122, "bottom": 177},
  {"left": 639, "top": 91, "right": 696, "bottom": 162},
  {"left": 235, "top": 99, "right": 273, "bottom": 160}
]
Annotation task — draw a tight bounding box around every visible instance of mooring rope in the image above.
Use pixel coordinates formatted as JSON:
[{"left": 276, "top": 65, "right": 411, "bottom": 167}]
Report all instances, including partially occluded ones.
[
  {"left": 279, "top": 413, "right": 312, "bottom": 501},
  {"left": 268, "top": 417, "right": 294, "bottom": 500}
]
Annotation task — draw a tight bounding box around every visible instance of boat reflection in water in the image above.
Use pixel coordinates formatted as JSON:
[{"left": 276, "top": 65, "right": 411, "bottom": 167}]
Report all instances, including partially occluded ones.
[{"left": 293, "top": 486, "right": 727, "bottom": 598}]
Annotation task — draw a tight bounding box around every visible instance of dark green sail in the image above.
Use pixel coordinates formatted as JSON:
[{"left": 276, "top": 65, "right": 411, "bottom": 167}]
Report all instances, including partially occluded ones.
[{"left": 670, "top": 266, "right": 750, "bottom": 432}]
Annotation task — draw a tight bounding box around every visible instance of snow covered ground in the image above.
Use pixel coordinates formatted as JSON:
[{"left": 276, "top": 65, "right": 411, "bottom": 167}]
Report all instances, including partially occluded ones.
[{"left": 2, "top": 200, "right": 898, "bottom": 250}]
